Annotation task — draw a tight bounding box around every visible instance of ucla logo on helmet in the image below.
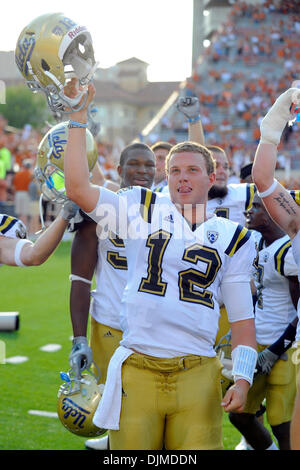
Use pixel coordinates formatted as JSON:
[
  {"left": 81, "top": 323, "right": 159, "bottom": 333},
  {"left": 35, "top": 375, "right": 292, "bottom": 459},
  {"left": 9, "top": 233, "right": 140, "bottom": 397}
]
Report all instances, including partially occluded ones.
[
  {"left": 15, "top": 36, "right": 35, "bottom": 77},
  {"left": 207, "top": 231, "right": 218, "bottom": 244},
  {"left": 48, "top": 126, "right": 67, "bottom": 160}
]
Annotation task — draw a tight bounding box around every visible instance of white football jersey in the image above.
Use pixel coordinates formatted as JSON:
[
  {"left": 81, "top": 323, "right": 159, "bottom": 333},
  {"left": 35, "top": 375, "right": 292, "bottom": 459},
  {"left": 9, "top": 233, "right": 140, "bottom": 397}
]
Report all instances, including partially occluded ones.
[
  {"left": 207, "top": 183, "right": 256, "bottom": 226},
  {"left": 0, "top": 214, "right": 27, "bottom": 239},
  {"left": 90, "top": 232, "right": 127, "bottom": 330},
  {"left": 253, "top": 234, "right": 298, "bottom": 345},
  {"left": 88, "top": 186, "right": 256, "bottom": 358}
]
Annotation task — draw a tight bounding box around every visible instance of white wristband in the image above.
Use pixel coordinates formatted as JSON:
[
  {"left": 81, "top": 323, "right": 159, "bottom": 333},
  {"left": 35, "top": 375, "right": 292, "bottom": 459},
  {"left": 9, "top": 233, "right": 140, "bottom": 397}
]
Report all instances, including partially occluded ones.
[
  {"left": 14, "top": 239, "right": 32, "bottom": 267},
  {"left": 232, "top": 345, "right": 258, "bottom": 386},
  {"left": 69, "top": 274, "right": 92, "bottom": 285},
  {"left": 257, "top": 179, "right": 278, "bottom": 198}
]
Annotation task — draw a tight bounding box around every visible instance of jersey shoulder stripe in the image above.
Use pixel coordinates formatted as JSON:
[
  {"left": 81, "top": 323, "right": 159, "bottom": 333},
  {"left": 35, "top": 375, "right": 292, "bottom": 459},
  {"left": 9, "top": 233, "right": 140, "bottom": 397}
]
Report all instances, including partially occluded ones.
[
  {"left": 0, "top": 215, "right": 18, "bottom": 235},
  {"left": 225, "top": 224, "right": 251, "bottom": 257},
  {"left": 274, "top": 239, "right": 292, "bottom": 276},
  {"left": 140, "top": 188, "right": 157, "bottom": 223},
  {"left": 245, "top": 183, "right": 257, "bottom": 211},
  {"left": 290, "top": 190, "right": 300, "bottom": 206}
]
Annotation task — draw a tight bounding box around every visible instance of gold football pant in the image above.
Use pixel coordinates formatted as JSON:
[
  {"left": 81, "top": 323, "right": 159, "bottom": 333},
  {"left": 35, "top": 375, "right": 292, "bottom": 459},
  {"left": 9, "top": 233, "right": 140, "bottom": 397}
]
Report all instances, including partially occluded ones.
[
  {"left": 243, "top": 345, "right": 296, "bottom": 426},
  {"left": 90, "top": 317, "right": 123, "bottom": 384},
  {"left": 109, "top": 353, "right": 224, "bottom": 450}
]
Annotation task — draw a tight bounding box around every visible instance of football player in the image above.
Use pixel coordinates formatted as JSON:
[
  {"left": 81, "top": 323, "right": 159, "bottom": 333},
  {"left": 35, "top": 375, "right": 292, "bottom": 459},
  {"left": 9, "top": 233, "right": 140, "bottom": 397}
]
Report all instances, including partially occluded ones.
[
  {"left": 68, "top": 142, "right": 156, "bottom": 450},
  {"left": 63, "top": 82, "right": 257, "bottom": 450},
  {"left": 0, "top": 201, "right": 76, "bottom": 267},
  {"left": 150, "top": 141, "right": 172, "bottom": 193},
  {"left": 251, "top": 87, "right": 300, "bottom": 450},
  {"left": 229, "top": 193, "right": 299, "bottom": 450}
]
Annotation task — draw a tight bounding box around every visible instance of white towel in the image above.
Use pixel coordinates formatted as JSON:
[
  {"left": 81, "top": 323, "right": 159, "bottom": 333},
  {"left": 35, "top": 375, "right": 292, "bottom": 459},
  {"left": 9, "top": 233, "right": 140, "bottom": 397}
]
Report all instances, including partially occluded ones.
[{"left": 93, "top": 345, "right": 134, "bottom": 430}]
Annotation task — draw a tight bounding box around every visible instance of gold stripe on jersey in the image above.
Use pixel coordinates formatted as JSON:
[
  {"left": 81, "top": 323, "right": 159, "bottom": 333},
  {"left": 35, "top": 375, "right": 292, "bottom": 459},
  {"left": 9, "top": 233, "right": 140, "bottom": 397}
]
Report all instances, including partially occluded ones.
[
  {"left": 225, "top": 225, "right": 251, "bottom": 257},
  {"left": 0, "top": 215, "right": 17, "bottom": 235},
  {"left": 140, "top": 188, "right": 156, "bottom": 223},
  {"left": 274, "top": 240, "right": 291, "bottom": 276},
  {"left": 245, "top": 183, "right": 257, "bottom": 212},
  {"left": 290, "top": 190, "right": 300, "bottom": 206}
]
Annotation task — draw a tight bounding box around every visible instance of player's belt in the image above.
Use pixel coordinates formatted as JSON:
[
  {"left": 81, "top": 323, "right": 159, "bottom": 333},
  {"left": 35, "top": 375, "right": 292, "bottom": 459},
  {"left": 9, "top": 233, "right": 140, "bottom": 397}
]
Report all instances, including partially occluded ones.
[{"left": 126, "top": 353, "right": 216, "bottom": 372}]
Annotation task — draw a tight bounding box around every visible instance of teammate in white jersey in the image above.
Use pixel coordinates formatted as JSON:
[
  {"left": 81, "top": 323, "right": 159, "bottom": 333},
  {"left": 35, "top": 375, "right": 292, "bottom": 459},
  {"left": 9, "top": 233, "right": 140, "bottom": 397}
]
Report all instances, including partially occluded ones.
[
  {"left": 251, "top": 87, "right": 300, "bottom": 449},
  {"left": 68, "top": 142, "right": 155, "bottom": 450},
  {"left": 63, "top": 81, "right": 257, "bottom": 450},
  {"left": 0, "top": 201, "right": 76, "bottom": 267},
  {"left": 229, "top": 193, "right": 299, "bottom": 450}
]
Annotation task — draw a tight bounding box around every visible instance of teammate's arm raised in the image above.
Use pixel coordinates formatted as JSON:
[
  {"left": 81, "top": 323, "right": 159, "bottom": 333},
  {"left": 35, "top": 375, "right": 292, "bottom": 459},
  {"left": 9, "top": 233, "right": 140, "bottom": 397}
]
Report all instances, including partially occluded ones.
[{"left": 252, "top": 88, "right": 300, "bottom": 239}]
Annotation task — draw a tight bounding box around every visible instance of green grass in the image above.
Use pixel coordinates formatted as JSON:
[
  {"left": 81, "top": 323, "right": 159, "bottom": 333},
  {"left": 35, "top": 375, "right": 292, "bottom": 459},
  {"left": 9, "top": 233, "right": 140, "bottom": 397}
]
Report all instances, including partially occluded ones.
[{"left": 0, "top": 242, "right": 248, "bottom": 450}]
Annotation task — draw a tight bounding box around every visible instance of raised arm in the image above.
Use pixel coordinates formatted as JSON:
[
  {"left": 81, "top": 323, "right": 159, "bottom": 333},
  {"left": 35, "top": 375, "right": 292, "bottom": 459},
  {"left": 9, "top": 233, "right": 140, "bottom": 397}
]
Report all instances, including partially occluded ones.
[
  {"left": 64, "top": 80, "right": 101, "bottom": 213},
  {"left": 176, "top": 96, "right": 205, "bottom": 145},
  {"left": 252, "top": 88, "right": 300, "bottom": 239},
  {"left": 0, "top": 202, "right": 76, "bottom": 266}
]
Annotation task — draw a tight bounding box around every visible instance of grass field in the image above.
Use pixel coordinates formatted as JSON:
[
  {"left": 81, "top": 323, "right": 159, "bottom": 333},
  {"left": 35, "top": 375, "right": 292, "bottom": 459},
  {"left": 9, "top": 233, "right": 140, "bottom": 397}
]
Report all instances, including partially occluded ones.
[{"left": 0, "top": 241, "right": 252, "bottom": 451}]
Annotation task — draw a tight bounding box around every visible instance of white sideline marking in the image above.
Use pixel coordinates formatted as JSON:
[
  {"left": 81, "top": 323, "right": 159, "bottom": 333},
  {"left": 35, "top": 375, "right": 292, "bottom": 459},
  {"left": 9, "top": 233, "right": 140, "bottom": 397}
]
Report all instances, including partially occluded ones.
[
  {"left": 39, "top": 344, "right": 62, "bottom": 352},
  {"left": 28, "top": 410, "right": 58, "bottom": 418},
  {"left": 5, "top": 356, "right": 29, "bottom": 364}
]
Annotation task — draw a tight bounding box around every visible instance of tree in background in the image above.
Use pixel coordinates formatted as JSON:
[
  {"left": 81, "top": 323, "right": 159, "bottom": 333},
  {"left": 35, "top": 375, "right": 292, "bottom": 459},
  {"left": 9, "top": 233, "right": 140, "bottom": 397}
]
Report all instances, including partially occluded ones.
[{"left": 0, "top": 85, "right": 53, "bottom": 130}]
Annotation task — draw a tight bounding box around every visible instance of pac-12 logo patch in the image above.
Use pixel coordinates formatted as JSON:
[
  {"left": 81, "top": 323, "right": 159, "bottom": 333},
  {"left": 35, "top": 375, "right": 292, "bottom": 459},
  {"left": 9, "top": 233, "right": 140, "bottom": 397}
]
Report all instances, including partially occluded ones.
[{"left": 207, "top": 231, "right": 218, "bottom": 243}]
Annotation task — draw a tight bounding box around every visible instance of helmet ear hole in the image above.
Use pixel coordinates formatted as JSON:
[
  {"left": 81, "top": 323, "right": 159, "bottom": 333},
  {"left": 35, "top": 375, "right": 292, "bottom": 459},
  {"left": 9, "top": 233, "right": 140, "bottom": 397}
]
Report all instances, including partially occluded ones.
[{"left": 41, "top": 59, "right": 50, "bottom": 71}]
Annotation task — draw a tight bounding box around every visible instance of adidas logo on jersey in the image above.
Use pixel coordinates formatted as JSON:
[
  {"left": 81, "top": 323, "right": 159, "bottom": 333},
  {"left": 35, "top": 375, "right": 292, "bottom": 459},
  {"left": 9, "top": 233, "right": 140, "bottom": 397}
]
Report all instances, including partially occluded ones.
[
  {"left": 164, "top": 214, "right": 174, "bottom": 223},
  {"left": 284, "top": 339, "right": 291, "bottom": 349}
]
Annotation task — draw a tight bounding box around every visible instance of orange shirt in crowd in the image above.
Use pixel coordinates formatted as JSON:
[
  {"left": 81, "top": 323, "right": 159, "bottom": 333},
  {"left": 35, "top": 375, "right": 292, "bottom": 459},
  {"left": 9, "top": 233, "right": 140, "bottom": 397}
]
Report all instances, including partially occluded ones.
[{"left": 13, "top": 168, "right": 32, "bottom": 191}]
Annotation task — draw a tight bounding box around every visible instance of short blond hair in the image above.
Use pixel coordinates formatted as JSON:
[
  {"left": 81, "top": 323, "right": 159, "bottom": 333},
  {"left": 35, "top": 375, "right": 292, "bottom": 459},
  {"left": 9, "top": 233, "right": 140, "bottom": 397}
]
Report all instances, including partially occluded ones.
[{"left": 165, "top": 141, "right": 216, "bottom": 175}]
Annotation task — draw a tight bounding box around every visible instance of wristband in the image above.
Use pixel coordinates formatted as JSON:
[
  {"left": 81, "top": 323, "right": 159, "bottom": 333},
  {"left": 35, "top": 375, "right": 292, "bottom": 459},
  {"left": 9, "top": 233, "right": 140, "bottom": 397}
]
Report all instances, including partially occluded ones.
[
  {"left": 14, "top": 239, "right": 32, "bottom": 267},
  {"left": 69, "top": 274, "right": 92, "bottom": 285},
  {"left": 68, "top": 120, "right": 88, "bottom": 129},
  {"left": 188, "top": 115, "right": 201, "bottom": 123},
  {"left": 232, "top": 345, "right": 258, "bottom": 385},
  {"left": 257, "top": 179, "right": 278, "bottom": 198}
]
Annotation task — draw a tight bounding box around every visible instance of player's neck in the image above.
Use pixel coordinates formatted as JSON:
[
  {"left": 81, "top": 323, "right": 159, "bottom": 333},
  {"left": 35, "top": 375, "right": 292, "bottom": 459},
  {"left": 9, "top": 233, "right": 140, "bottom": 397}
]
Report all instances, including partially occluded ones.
[{"left": 262, "top": 227, "right": 286, "bottom": 246}]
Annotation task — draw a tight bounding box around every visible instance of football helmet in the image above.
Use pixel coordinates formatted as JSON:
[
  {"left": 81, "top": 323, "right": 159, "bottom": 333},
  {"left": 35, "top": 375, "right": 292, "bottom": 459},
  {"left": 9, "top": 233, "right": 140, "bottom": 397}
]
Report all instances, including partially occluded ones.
[
  {"left": 34, "top": 121, "right": 98, "bottom": 204},
  {"left": 15, "top": 13, "right": 98, "bottom": 113},
  {"left": 0, "top": 214, "right": 27, "bottom": 239},
  {"left": 57, "top": 368, "right": 106, "bottom": 437}
]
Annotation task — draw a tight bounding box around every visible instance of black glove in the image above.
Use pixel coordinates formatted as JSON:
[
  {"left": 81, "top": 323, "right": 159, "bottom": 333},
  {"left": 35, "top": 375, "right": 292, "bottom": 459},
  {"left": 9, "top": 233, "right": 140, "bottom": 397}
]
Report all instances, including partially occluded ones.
[
  {"left": 176, "top": 96, "right": 200, "bottom": 121},
  {"left": 256, "top": 348, "right": 288, "bottom": 375},
  {"left": 69, "top": 336, "right": 93, "bottom": 378}
]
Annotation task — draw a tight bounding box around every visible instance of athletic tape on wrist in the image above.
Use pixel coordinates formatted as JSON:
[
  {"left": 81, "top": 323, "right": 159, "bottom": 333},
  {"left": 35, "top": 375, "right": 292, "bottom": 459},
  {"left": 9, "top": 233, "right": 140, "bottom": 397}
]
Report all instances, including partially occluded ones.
[
  {"left": 69, "top": 274, "right": 92, "bottom": 285},
  {"left": 257, "top": 179, "right": 278, "bottom": 198},
  {"left": 14, "top": 239, "right": 32, "bottom": 267},
  {"left": 232, "top": 345, "right": 258, "bottom": 385}
]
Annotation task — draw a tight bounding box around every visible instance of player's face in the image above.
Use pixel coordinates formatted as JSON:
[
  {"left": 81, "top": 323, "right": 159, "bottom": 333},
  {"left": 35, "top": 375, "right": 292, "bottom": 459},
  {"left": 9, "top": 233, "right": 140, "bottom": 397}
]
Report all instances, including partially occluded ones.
[
  {"left": 211, "top": 151, "right": 230, "bottom": 188},
  {"left": 154, "top": 147, "right": 169, "bottom": 183},
  {"left": 245, "top": 195, "right": 270, "bottom": 231},
  {"left": 119, "top": 149, "right": 155, "bottom": 189},
  {"left": 167, "top": 151, "right": 216, "bottom": 207}
]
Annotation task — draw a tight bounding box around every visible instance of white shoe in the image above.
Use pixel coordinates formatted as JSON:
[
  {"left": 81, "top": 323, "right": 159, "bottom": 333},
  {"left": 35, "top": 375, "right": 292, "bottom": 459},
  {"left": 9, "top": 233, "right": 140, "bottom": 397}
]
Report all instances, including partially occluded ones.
[
  {"left": 235, "top": 436, "right": 254, "bottom": 450},
  {"left": 85, "top": 434, "right": 109, "bottom": 450}
]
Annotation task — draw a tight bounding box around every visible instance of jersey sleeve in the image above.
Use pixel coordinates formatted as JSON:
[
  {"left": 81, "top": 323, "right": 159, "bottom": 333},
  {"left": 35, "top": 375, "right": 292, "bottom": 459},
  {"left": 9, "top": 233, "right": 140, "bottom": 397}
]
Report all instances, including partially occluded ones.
[
  {"left": 274, "top": 241, "right": 299, "bottom": 277},
  {"left": 245, "top": 183, "right": 257, "bottom": 212},
  {"left": 86, "top": 186, "right": 142, "bottom": 239},
  {"left": 222, "top": 225, "right": 257, "bottom": 284}
]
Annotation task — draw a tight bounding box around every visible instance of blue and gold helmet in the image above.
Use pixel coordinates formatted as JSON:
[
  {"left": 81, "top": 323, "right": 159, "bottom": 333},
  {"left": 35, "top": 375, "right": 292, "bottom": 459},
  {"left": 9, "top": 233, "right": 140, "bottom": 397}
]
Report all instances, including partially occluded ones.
[{"left": 35, "top": 121, "right": 98, "bottom": 203}]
